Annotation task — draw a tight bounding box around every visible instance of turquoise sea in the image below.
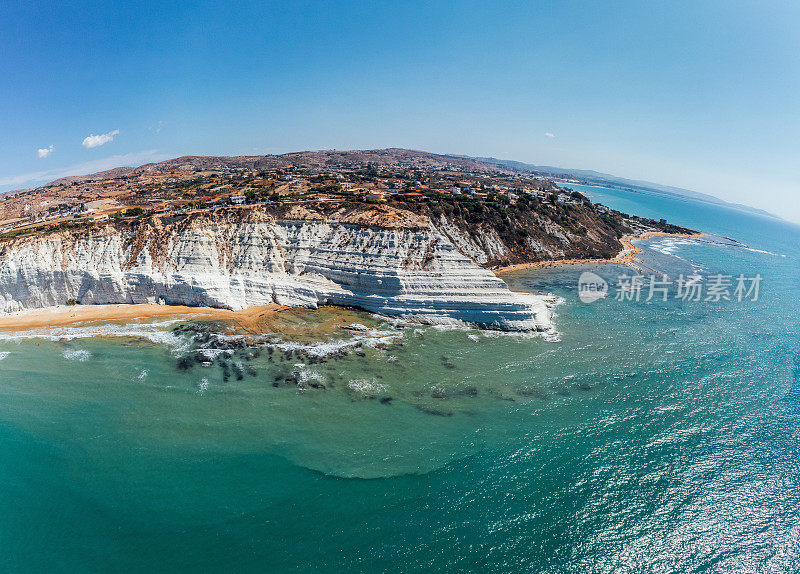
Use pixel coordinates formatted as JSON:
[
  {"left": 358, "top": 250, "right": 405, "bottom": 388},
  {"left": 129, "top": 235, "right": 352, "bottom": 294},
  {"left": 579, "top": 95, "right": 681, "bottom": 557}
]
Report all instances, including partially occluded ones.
[{"left": 2, "top": 187, "right": 800, "bottom": 573}]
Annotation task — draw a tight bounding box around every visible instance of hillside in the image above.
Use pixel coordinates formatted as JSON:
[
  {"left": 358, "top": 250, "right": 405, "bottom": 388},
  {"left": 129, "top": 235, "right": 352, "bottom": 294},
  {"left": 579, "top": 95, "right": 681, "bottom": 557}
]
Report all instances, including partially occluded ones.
[
  {"left": 0, "top": 148, "right": 692, "bottom": 268},
  {"left": 1, "top": 148, "right": 776, "bottom": 221},
  {"left": 0, "top": 150, "right": 696, "bottom": 329}
]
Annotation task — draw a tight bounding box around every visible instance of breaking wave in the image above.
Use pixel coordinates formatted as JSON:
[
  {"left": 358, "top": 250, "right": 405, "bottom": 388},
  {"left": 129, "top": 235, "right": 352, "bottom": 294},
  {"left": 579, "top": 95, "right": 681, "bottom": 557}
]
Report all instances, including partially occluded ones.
[
  {"left": 0, "top": 319, "right": 190, "bottom": 352},
  {"left": 62, "top": 349, "right": 92, "bottom": 362}
]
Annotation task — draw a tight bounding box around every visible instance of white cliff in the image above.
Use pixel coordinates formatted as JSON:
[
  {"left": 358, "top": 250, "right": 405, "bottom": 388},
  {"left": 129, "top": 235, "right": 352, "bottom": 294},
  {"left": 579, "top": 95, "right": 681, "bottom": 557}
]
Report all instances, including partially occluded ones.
[{"left": 0, "top": 209, "right": 553, "bottom": 331}]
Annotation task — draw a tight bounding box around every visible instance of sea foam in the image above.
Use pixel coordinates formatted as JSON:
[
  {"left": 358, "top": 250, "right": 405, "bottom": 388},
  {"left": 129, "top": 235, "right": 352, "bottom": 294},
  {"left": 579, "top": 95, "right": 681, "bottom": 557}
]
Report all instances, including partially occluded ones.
[{"left": 62, "top": 349, "right": 92, "bottom": 362}]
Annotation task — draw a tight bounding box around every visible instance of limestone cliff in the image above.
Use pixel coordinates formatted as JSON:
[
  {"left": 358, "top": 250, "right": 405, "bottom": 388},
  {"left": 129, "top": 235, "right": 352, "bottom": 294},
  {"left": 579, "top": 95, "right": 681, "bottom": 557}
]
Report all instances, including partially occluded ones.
[{"left": 0, "top": 206, "right": 554, "bottom": 331}]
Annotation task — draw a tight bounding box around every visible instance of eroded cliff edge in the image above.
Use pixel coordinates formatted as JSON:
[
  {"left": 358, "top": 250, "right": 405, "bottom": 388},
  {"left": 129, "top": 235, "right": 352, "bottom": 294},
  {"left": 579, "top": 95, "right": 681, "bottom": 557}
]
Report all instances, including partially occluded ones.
[{"left": 0, "top": 204, "right": 559, "bottom": 331}]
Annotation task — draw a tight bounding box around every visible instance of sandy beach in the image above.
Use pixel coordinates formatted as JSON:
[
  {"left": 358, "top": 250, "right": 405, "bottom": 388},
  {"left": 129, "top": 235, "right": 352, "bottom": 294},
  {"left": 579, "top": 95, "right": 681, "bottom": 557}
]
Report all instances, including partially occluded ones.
[
  {"left": 0, "top": 302, "right": 382, "bottom": 340},
  {"left": 0, "top": 303, "right": 284, "bottom": 334},
  {"left": 494, "top": 231, "right": 708, "bottom": 275}
]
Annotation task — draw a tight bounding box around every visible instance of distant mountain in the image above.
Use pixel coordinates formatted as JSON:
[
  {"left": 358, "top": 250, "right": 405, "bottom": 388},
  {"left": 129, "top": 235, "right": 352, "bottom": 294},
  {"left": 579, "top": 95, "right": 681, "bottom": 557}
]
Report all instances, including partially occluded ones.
[
  {"left": 46, "top": 166, "right": 137, "bottom": 187},
  {"left": 21, "top": 149, "right": 515, "bottom": 191},
  {"left": 475, "top": 156, "right": 780, "bottom": 220},
  {"left": 128, "top": 148, "right": 513, "bottom": 175}
]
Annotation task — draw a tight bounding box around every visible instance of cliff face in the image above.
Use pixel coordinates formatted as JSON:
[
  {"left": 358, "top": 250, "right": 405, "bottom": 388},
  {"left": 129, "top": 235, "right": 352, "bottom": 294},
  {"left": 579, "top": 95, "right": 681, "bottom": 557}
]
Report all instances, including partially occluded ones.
[
  {"left": 410, "top": 198, "right": 629, "bottom": 266},
  {"left": 0, "top": 207, "right": 553, "bottom": 331}
]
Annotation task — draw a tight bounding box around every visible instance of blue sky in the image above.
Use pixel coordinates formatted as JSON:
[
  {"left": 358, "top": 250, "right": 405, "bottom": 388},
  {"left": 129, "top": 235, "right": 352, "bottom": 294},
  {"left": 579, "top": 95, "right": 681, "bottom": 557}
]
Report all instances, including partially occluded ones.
[{"left": 2, "top": 1, "right": 798, "bottom": 220}]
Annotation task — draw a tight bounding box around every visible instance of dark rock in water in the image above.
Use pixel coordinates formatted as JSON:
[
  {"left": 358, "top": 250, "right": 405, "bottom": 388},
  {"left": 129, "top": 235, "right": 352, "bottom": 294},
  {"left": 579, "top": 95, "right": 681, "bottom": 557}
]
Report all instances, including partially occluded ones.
[
  {"left": 355, "top": 351, "right": 366, "bottom": 358},
  {"left": 444, "top": 386, "right": 478, "bottom": 398},
  {"left": 576, "top": 383, "right": 592, "bottom": 392},
  {"left": 485, "top": 388, "right": 516, "bottom": 402},
  {"left": 380, "top": 397, "right": 393, "bottom": 405},
  {"left": 272, "top": 381, "right": 280, "bottom": 387},
  {"left": 285, "top": 377, "right": 298, "bottom": 386},
  {"left": 440, "top": 356, "right": 456, "bottom": 370},
  {"left": 245, "top": 366, "right": 258, "bottom": 377},
  {"left": 431, "top": 388, "right": 449, "bottom": 399},
  {"left": 176, "top": 356, "right": 194, "bottom": 371},
  {"left": 516, "top": 386, "right": 548, "bottom": 399},
  {"left": 267, "top": 347, "right": 274, "bottom": 356},
  {"left": 416, "top": 405, "right": 454, "bottom": 417},
  {"left": 219, "top": 362, "right": 231, "bottom": 383}
]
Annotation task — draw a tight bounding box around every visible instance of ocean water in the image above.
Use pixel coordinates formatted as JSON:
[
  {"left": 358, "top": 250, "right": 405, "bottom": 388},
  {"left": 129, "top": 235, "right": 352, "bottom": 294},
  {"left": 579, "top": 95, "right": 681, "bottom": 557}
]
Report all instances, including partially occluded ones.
[{"left": 1, "top": 189, "right": 800, "bottom": 573}]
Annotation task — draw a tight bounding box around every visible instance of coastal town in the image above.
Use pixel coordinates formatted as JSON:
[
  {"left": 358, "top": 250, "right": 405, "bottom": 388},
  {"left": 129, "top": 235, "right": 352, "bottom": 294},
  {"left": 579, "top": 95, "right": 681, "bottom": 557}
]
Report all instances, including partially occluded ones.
[
  {"left": 0, "top": 161, "right": 572, "bottom": 233},
  {"left": 0, "top": 150, "right": 666, "bottom": 242}
]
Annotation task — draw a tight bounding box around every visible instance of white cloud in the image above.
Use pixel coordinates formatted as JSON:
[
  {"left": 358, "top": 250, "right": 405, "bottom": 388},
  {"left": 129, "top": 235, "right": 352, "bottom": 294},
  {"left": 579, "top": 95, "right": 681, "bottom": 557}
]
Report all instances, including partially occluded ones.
[
  {"left": 545, "top": 132, "right": 556, "bottom": 138},
  {"left": 82, "top": 129, "right": 120, "bottom": 149},
  {"left": 37, "top": 145, "right": 54, "bottom": 158},
  {"left": 0, "top": 150, "right": 170, "bottom": 191}
]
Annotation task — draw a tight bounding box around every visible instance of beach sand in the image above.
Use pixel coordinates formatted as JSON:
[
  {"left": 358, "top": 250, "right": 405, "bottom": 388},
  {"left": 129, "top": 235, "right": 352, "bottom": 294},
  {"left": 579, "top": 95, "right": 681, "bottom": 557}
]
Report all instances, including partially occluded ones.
[
  {"left": 494, "top": 231, "right": 708, "bottom": 275},
  {"left": 0, "top": 303, "right": 381, "bottom": 339},
  {"left": 0, "top": 304, "right": 283, "bottom": 334}
]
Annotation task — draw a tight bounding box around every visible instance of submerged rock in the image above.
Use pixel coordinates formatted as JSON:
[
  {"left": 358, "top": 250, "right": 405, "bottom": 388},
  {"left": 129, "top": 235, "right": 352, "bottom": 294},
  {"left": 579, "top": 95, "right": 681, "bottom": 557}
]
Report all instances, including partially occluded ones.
[
  {"left": 416, "top": 405, "right": 454, "bottom": 417},
  {"left": 516, "top": 386, "right": 549, "bottom": 399}
]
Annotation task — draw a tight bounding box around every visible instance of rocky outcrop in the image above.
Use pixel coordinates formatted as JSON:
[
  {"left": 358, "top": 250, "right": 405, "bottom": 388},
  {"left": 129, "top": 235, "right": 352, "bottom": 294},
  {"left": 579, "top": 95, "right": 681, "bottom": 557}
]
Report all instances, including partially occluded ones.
[{"left": 0, "top": 210, "right": 553, "bottom": 331}]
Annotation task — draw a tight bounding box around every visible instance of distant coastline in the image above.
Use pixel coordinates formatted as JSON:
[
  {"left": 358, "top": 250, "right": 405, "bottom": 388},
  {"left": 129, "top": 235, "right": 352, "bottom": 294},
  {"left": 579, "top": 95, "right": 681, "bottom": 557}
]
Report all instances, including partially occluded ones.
[{"left": 495, "top": 231, "right": 708, "bottom": 275}]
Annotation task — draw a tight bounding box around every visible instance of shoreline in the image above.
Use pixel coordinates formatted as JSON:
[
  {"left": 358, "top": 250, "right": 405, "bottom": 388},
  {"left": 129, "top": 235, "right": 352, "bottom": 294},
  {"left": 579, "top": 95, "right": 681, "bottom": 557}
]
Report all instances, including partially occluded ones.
[
  {"left": 0, "top": 231, "right": 706, "bottom": 333},
  {"left": 0, "top": 303, "right": 285, "bottom": 334},
  {"left": 494, "top": 231, "right": 708, "bottom": 275},
  {"left": 0, "top": 303, "right": 389, "bottom": 341}
]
